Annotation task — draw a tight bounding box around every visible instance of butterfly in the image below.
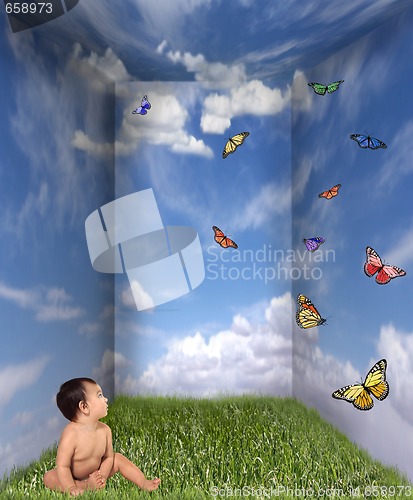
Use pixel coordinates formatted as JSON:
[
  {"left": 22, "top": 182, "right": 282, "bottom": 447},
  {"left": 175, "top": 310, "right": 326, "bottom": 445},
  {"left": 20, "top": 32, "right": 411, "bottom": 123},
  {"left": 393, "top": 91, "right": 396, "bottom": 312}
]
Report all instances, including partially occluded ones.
[
  {"left": 308, "top": 80, "right": 344, "bottom": 95},
  {"left": 212, "top": 226, "right": 238, "bottom": 249},
  {"left": 296, "top": 294, "right": 326, "bottom": 329},
  {"left": 318, "top": 183, "right": 341, "bottom": 200},
  {"left": 350, "top": 134, "right": 387, "bottom": 149},
  {"left": 303, "top": 237, "right": 325, "bottom": 252},
  {"left": 332, "top": 359, "right": 389, "bottom": 411},
  {"left": 222, "top": 132, "right": 250, "bottom": 159},
  {"left": 364, "top": 246, "right": 406, "bottom": 285},
  {"left": 132, "top": 95, "right": 151, "bottom": 115}
]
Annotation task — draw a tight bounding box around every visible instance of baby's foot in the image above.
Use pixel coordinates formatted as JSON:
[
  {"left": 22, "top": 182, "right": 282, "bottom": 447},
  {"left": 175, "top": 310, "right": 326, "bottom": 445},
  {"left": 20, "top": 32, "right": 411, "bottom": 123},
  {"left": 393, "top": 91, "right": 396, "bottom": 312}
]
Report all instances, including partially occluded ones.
[{"left": 141, "top": 478, "right": 161, "bottom": 491}]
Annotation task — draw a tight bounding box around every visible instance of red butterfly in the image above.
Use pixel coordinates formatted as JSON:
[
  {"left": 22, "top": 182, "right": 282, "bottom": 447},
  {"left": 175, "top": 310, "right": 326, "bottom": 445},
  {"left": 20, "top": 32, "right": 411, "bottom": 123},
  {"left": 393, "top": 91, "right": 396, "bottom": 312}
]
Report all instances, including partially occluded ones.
[
  {"left": 212, "top": 226, "right": 238, "bottom": 249},
  {"left": 318, "top": 183, "right": 341, "bottom": 200},
  {"left": 364, "top": 246, "right": 406, "bottom": 285}
]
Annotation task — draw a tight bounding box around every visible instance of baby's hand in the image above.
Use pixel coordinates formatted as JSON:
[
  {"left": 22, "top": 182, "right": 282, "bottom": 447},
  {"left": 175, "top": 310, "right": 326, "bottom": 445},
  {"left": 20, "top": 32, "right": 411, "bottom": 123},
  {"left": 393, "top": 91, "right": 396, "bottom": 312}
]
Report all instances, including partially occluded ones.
[{"left": 87, "top": 470, "right": 106, "bottom": 490}]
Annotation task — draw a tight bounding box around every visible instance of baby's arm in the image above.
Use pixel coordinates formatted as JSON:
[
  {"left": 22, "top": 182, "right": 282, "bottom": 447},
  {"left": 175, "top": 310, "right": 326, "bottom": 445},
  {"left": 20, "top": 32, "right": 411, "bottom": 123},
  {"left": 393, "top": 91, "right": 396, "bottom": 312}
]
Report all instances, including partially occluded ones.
[
  {"left": 55, "top": 427, "right": 81, "bottom": 494},
  {"left": 98, "top": 424, "right": 114, "bottom": 483}
]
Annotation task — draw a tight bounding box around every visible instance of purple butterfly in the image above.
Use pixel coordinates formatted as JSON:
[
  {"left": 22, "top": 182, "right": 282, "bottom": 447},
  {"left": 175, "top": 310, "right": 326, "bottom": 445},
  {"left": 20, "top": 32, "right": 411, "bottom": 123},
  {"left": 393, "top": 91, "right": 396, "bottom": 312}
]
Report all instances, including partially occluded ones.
[
  {"left": 132, "top": 95, "right": 151, "bottom": 115},
  {"left": 303, "top": 237, "right": 325, "bottom": 252}
]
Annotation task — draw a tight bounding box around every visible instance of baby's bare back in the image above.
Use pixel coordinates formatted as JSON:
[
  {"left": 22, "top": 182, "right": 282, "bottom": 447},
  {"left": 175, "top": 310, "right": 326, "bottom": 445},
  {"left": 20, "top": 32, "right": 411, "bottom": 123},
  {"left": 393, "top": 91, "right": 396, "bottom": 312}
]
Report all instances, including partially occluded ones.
[{"left": 69, "top": 422, "right": 109, "bottom": 480}]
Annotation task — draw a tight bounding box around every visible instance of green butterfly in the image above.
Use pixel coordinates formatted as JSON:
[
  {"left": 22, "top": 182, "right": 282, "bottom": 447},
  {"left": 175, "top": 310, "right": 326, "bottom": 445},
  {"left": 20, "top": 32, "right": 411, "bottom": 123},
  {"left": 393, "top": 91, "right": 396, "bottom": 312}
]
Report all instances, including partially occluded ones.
[{"left": 308, "top": 80, "right": 344, "bottom": 95}]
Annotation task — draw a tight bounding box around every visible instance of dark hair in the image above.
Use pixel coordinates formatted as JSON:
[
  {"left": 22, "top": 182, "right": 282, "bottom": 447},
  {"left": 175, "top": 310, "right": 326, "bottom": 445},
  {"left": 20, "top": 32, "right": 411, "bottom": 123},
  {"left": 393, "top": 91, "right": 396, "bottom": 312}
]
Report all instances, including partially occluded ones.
[{"left": 56, "top": 377, "right": 97, "bottom": 421}]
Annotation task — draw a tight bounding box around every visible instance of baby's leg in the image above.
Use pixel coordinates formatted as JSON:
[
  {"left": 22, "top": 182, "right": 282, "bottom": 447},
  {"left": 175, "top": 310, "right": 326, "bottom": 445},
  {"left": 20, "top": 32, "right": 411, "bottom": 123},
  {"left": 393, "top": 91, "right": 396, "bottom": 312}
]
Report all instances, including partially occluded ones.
[
  {"left": 107, "top": 453, "right": 160, "bottom": 491},
  {"left": 43, "top": 469, "right": 88, "bottom": 493}
]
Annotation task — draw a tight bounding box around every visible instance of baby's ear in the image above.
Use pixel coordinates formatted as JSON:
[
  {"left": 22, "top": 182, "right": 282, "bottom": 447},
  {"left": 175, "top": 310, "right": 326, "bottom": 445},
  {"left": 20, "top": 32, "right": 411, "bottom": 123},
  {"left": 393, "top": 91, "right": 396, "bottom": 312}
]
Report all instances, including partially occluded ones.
[{"left": 79, "top": 400, "right": 88, "bottom": 413}]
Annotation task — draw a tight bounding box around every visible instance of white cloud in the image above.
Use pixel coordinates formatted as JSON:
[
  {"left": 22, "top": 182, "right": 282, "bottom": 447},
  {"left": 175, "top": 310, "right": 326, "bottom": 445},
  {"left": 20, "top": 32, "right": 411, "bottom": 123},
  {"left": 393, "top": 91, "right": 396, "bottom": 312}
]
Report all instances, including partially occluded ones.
[
  {"left": 79, "top": 304, "right": 115, "bottom": 337},
  {"left": 156, "top": 40, "right": 168, "bottom": 55},
  {"left": 71, "top": 130, "right": 114, "bottom": 157},
  {"left": 166, "top": 49, "right": 247, "bottom": 88},
  {"left": 0, "top": 416, "right": 60, "bottom": 479},
  {"left": 201, "top": 80, "right": 290, "bottom": 134},
  {"left": 0, "top": 282, "right": 85, "bottom": 322},
  {"left": 12, "top": 411, "right": 34, "bottom": 427},
  {"left": 35, "top": 288, "right": 85, "bottom": 322},
  {"left": 232, "top": 182, "right": 291, "bottom": 231},
  {"left": 70, "top": 43, "right": 132, "bottom": 86},
  {"left": 76, "top": 89, "right": 213, "bottom": 158},
  {"left": 125, "top": 280, "right": 155, "bottom": 310},
  {"left": 118, "top": 292, "right": 293, "bottom": 397},
  {"left": 120, "top": 91, "right": 213, "bottom": 157},
  {"left": 377, "top": 324, "right": 413, "bottom": 426},
  {"left": 377, "top": 120, "right": 413, "bottom": 192},
  {"left": 133, "top": 0, "right": 212, "bottom": 40},
  {"left": 0, "top": 357, "right": 49, "bottom": 408},
  {"left": 93, "top": 349, "right": 131, "bottom": 400},
  {"left": 3, "top": 36, "right": 118, "bottom": 239},
  {"left": 291, "top": 69, "right": 312, "bottom": 115}
]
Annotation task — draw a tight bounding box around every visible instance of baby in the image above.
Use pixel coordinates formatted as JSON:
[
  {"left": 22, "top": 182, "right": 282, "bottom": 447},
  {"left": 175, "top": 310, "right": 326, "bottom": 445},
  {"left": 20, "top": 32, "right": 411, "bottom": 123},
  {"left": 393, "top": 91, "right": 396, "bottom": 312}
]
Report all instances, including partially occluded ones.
[{"left": 43, "top": 377, "right": 161, "bottom": 496}]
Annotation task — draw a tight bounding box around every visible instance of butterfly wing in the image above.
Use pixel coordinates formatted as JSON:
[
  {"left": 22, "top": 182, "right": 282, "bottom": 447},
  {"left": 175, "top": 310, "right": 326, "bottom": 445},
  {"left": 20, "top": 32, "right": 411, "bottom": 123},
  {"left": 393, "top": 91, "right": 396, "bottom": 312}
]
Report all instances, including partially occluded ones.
[
  {"left": 213, "top": 225, "right": 225, "bottom": 245},
  {"left": 212, "top": 226, "right": 238, "bottom": 249},
  {"left": 364, "top": 246, "right": 383, "bottom": 278},
  {"left": 368, "top": 136, "right": 387, "bottom": 149},
  {"left": 141, "top": 95, "right": 151, "bottom": 110},
  {"left": 308, "top": 82, "right": 327, "bottom": 95},
  {"left": 296, "top": 294, "right": 326, "bottom": 329},
  {"left": 222, "top": 132, "right": 250, "bottom": 159},
  {"left": 326, "top": 80, "right": 344, "bottom": 93},
  {"left": 220, "top": 237, "right": 238, "bottom": 249},
  {"left": 332, "top": 384, "right": 374, "bottom": 411},
  {"left": 350, "top": 134, "right": 369, "bottom": 148},
  {"left": 363, "top": 359, "right": 389, "bottom": 402},
  {"left": 376, "top": 265, "right": 406, "bottom": 285},
  {"left": 132, "top": 106, "right": 145, "bottom": 115},
  {"left": 318, "top": 184, "right": 341, "bottom": 199},
  {"left": 303, "top": 237, "right": 325, "bottom": 252},
  {"left": 350, "top": 134, "right": 387, "bottom": 149}
]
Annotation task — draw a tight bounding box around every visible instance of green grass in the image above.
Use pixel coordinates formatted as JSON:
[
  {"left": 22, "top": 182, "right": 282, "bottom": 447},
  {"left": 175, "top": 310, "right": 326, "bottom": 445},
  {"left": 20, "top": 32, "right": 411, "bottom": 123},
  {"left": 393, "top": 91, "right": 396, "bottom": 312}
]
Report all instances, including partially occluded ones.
[{"left": 0, "top": 395, "right": 410, "bottom": 498}]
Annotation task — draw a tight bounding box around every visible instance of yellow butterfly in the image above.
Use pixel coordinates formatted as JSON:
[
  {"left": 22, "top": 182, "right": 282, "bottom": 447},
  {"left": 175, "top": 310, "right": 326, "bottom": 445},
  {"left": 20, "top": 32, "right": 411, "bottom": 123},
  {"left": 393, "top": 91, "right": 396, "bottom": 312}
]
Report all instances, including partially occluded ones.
[
  {"left": 222, "top": 132, "right": 250, "bottom": 159},
  {"left": 295, "top": 294, "right": 326, "bottom": 329},
  {"left": 332, "top": 359, "right": 389, "bottom": 411}
]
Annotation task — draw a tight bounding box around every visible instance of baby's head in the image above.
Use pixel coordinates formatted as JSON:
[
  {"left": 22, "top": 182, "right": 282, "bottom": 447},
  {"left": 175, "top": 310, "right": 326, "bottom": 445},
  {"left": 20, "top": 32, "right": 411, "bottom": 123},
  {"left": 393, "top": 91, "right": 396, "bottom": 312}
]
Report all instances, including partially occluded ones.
[{"left": 56, "top": 377, "right": 98, "bottom": 421}]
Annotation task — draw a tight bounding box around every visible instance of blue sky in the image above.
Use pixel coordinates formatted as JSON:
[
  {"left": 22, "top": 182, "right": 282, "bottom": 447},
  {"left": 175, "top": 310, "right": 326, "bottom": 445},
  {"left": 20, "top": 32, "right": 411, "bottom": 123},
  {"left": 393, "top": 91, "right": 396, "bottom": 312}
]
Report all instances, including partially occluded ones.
[{"left": 1, "top": 0, "right": 413, "bottom": 484}]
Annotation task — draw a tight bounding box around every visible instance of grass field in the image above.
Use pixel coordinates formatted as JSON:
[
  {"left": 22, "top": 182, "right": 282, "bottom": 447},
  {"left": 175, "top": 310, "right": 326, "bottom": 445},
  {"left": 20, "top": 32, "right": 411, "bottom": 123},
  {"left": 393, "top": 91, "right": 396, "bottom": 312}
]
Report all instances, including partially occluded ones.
[{"left": 0, "top": 395, "right": 410, "bottom": 498}]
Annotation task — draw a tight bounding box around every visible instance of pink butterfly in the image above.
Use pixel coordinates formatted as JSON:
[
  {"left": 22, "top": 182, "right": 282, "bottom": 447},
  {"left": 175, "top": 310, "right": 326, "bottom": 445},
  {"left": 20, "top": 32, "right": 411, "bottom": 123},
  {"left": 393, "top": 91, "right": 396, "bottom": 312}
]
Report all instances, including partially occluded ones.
[{"left": 364, "top": 246, "right": 406, "bottom": 285}]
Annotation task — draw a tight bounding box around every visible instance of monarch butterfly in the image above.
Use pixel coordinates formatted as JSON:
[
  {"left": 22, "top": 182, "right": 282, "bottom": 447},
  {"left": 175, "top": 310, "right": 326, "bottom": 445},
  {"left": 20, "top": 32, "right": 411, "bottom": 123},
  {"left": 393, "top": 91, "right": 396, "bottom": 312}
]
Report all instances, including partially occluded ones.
[
  {"left": 350, "top": 134, "right": 387, "bottom": 149},
  {"left": 303, "top": 237, "right": 325, "bottom": 252},
  {"left": 212, "top": 226, "right": 238, "bottom": 249},
  {"left": 222, "top": 132, "right": 250, "bottom": 159},
  {"left": 318, "top": 183, "right": 341, "bottom": 200},
  {"left": 332, "top": 359, "right": 389, "bottom": 411},
  {"left": 308, "top": 80, "right": 344, "bottom": 95},
  {"left": 132, "top": 95, "right": 151, "bottom": 115},
  {"left": 296, "top": 294, "right": 326, "bottom": 329},
  {"left": 364, "top": 246, "right": 406, "bottom": 285}
]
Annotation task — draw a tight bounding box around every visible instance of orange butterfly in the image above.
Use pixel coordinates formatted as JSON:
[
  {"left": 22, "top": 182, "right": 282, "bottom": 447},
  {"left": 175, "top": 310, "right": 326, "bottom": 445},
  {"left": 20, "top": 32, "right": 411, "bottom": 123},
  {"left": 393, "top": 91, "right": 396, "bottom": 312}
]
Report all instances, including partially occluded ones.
[
  {"left": 318, "top": 183, "right": 341, "bottom": 200},
  {"left": 296, "top": 294, "right": 326, "bottom": 329},
  {"left": 212, "top": 226, "right": 238, "bottom": 249}
]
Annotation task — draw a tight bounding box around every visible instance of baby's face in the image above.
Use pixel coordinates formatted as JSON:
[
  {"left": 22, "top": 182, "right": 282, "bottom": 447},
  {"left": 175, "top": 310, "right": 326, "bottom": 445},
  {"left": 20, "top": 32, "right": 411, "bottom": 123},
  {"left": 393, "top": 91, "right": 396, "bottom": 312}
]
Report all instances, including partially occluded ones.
[{"left": 84, "top": 382, "right": 108, "bottom": 419}]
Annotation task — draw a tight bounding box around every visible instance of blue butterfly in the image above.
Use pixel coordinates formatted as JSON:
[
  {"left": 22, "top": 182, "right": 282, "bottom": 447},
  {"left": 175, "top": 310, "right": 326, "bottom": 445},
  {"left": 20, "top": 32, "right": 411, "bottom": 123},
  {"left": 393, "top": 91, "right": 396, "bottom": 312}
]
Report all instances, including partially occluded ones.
[
  {"left": 132, "top": 95, "right": 151, "bottom": 115},
  {"left": 350, "top": 134, "right": 387, "bottom": 150},
  {"left": 303, "top": 237, "right": 325, "bottom": 252}
]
